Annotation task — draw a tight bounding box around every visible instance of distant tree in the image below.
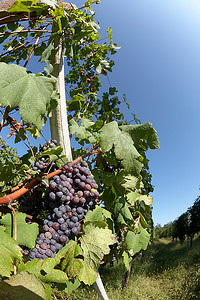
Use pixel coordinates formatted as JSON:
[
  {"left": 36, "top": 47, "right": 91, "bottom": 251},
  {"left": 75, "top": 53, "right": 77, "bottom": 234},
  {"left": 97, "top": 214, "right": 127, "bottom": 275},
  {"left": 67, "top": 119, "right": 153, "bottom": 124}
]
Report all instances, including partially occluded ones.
[{"left": 189, "top": 196, "right": 200, "bottom": 236}]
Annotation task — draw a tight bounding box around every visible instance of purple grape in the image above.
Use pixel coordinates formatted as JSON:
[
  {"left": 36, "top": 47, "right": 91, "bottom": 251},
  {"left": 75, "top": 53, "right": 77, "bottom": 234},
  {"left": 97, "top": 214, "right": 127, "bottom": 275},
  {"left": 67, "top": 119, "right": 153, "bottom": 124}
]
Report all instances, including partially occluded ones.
[
  {"left": 68, "top": 221, "right": 75, "bottom": 229},
  {"left": 49, "top": 181, "right": 57, "bottom": 190},
  {"left": 40, "top": 243, "right": 48, "bottom": 250},
  {"left": 57, "top": 217, "right": 65, "bottom": 224},
  {"left": 49, "top": 227, "right": 55, "bottom": 234},
  {"left": 52, "top": 232, "right": 60, "bottom": 241},
  {"left": 72, "top": 227, "right": 80, "bottom": 235},
  {"left": 74, "top": 178, "right": 81, "bottom": 185},
  {"left": 77, "top": 207, "right": 84, "bottom": 214},
  {"left": 60, "top": 223, "right": 68, "bottom": 231},
  {"left": 60, "top": 174, "right": 68, "bottom": 181},
  {"left": 79, "top": 197, "right": 86, "bottom": 205},
  {"left": 49, "top": 192, "right": 56, "bottom": 201},
  {"left": 60, "top": 235, "right": 68, "bottom": 244},
  {"left": 50, "top": 245, "right": 57, "bottom": 252},
  {"left": 65, "top": 205, "right": 71, "bottom": 212},
  {"left": 46, "top": 249, "right": 53, "bottom": 257},
  {"left": 71, "top": 216, "right": 78, "bottom": 223},
  {"left": 55, "top": 243, "right": 63, "bottom": 250},
  {"left": 43, "top": 225, "right": 49, "bottom": 232},
  {"left": 37, "top": 239, "right": 43, "bottom": 245},
  {"left": 78, "top": 213, "right": 84, "bottom": 220},
  {"left": 50, "top": 239, "right": 56, "bottom": 245},
  {"left": 79, "top": 182, "right": 85, "bottom": 189},
  {"left": 43, "top": 219, "right": 48, "bottom": 225},
  {"left": 84, "top": 184, "right": 91, "bottom": 191},
  {"left": 39, "top": 248, "right": 46, "bottom": 255},
  {"left": 53, "top": 223, "right": 60, "bottom": 230},
  {"left": 55, "top": 210, "right": 63, "bottom": 218},
  {"left": 81, "top": 161, "right": 88, "bottom": 167},
  {"left": 56, "top": 191, "right": 63, "bottom": 198},
  {"left": 71, "top": 196, "right": 79, "bottom": 204},
  {"left": 29, "top": 252, "right": 36, "bottom": 259},
  {"left": 48, "top": 221, "right": 53, "bottom": 227},
  {"left": 65, "top": 229, "right": 71, "bottom": 236}
]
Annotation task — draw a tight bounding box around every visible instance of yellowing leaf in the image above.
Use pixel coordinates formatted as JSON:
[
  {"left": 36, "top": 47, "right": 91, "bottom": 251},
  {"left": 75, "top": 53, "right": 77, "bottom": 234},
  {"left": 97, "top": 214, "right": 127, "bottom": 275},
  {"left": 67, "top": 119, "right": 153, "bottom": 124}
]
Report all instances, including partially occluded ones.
[{"left": 80, "top": 223, "right": 116, "bottom": 270}]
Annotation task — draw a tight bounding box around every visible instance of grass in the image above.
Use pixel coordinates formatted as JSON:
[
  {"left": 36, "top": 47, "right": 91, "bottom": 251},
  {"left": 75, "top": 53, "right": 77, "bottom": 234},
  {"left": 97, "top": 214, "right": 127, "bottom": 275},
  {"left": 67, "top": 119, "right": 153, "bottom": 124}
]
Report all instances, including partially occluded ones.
[{"left": 52, "top": 236, "right": 200, "bottom": 299}]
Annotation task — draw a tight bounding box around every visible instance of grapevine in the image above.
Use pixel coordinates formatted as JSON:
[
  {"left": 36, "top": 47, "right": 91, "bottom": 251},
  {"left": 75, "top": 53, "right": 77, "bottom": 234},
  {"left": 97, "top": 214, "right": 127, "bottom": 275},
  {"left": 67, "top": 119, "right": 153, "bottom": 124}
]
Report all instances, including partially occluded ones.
[{"left": 0, "top": 0, "right": 159, "bottom": 298}]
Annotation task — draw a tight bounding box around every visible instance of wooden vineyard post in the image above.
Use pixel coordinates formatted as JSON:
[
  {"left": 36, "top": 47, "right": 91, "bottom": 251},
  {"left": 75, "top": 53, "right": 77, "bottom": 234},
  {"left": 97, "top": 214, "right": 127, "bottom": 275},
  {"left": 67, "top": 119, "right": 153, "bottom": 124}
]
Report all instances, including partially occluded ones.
[
  {"left": 94, "top": 274, "right": 109, "bottom": 300},
  {"left": 50, "top": 26, "right": 72, "bottom": 160},
  {"left": 50, "top": 21, "right": 109, "bottom": 300}
]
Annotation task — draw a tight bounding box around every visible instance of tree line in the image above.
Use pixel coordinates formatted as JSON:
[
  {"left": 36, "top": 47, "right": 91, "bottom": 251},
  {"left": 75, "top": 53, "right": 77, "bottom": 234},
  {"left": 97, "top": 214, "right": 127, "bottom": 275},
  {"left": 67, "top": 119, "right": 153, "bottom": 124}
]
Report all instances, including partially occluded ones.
[{"left": 154, "top": 196, "right": 200, "bottom": 247}]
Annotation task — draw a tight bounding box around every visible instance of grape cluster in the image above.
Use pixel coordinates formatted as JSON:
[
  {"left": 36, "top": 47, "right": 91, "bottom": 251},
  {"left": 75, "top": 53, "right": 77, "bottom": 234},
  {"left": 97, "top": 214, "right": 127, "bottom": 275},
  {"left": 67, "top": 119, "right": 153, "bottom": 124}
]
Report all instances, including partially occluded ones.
[
  {"left": 19, "top": 187, "right": 48, "bottom": 217},
  {"left": 39, "top": 139, "right": 58, "bottom": 152},
  {"left": 31, "top": 139, "right": 58, "bottom": 174},
  {"left": 29, "top": 161, "right": 99, "bottom": 260},
  {"left": 19, "top": 140, "right": 58, "bottom": 215}
]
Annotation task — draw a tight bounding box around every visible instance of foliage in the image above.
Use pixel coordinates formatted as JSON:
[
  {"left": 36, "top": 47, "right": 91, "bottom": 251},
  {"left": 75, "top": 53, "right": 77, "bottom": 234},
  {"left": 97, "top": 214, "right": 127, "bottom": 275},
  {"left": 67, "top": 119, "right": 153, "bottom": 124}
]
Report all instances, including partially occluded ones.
[
  {"left": 0, "top": 137, "right": 28, "bottom": 195},
  {"left": 154, "top": 194, "right": 200, "bottom": 244},
  {"left": 0, "top": 0, "right": 159, "bottom": 298},
  {"left": 53, "top": 237, "right": 200, "bottom": 299}
]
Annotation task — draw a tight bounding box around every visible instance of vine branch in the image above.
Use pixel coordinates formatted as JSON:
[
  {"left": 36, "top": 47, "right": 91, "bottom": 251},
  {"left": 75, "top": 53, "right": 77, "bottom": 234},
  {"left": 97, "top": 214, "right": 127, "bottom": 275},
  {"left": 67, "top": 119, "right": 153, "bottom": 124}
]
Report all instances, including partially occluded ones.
[{"left": 0, "top": 149, "right": 99, "bottom": 204}]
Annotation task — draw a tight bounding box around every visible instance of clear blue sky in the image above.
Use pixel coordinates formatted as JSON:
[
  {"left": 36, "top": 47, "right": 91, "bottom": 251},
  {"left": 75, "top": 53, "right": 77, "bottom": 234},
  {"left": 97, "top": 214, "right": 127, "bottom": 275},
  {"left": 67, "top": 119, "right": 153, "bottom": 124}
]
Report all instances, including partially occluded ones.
[
  {"left": 90, "top": 0, "right": 200, "bottom": 226},
  {"left": 1, "top": 0, "right": 200, "bottom": 226}
]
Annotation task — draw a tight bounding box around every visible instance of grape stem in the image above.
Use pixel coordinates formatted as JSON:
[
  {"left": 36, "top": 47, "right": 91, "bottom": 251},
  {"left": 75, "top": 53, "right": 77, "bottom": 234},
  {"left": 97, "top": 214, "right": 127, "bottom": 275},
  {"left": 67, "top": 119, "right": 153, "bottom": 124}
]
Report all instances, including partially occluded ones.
[{"left": 0, "top": 149, "right": 99, "bottom": 204}]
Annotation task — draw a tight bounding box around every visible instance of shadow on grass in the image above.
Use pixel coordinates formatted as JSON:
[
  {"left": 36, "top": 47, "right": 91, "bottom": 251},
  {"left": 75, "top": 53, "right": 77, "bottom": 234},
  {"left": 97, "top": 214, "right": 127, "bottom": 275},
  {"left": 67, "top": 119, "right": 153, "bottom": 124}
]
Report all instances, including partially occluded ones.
[
  {"left": 134, "top": 237, "right": 200, "bottom": 275},
  {"left": 53, "top": 237, "right": 200, "bottom": 299}
]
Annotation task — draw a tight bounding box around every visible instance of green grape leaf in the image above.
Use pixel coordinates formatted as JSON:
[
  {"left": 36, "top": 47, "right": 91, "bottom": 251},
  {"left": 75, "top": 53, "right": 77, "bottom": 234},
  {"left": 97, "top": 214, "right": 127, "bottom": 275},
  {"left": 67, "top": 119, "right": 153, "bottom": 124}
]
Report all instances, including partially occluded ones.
[
  {"left": 0, "top": 271, "right": 49, "bottom": 300},
  {"left": 60, "top": 241, "right": 98, "bottom": 285},
  {"left": 0, "top": 226, "right": 23, "bottom": 277},
  {"left": 8, "top": 0, "right": 49, "bottom": 13},
  {"left": 113, "top": 196, "right": 134, "bottom": 227},
  {"left": 18, "top": 256, "right": 68, "bottom": 283},
  {"left": 92, "top": 167, "right": 115, "bottom": 187},
  {"left": 0, "top": 63, "right": 55, "bottom": 129},
  {"left": 37, "top": 145, "right": 63, "bottom": 161},
  {"left": 102, "top": 186, "right": 116, "bottom": 209},
  {"left": 1, "top": 212, "right": 39, "bottom": 248},
  {"left": 67, "top": 93, "right": 85, "bottom": 111},
  {"left": 69, "top": 119, "right": 87, "bottom": 140},
  {"left": 127, "top": 191, "right": 140, "bottom": 205},
  {"left": 80, "top": 223, "right": 116, "bottom": 270},
  {"left": 81, "top": 117, "right": 95, "bottom": 128},
  {"left": 84, "top": 206, "right": 114, "bottom": 232},
  {"left": 120, "top": 122, "right": 160, "bottom": 151},
  {"left": 122, "top": 251, "right": 132, "bottom": 272},
  {"left": 99, "top": 121, "right": 143, "bottom": 174},
  {"left": 125, "top": 227, "right": 150, "bottom": 257},
  {"left": 127, "top": 191, "right": 153, "bottom": 206},
  {"left": 121, "top": 175, "right": 141, "bottom": 190},
  {"left": 137, "top": 194, "right": 153, "bottom": 205},
  {"left": 84, "top": 206, "right": 111, "bottom": 223},
  {"left": 78, "top": 259, "right": 98, "bottom": 285},
  {"left": 64, "top": 278, "right": 81, "bottom": 295},
  {"left": 137, "top": 211, "right": 148, "bottom": 229},
  {"left": 40, "top": 40, "right": 54, "bottom": 75}
]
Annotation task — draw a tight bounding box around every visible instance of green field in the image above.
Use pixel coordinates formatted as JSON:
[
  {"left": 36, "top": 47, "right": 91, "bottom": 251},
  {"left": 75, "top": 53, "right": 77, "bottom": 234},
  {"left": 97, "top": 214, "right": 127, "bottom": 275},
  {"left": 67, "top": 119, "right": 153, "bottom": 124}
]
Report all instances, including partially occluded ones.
[{"left": 53, "top": 236, "right": 200, "bottom": 299}]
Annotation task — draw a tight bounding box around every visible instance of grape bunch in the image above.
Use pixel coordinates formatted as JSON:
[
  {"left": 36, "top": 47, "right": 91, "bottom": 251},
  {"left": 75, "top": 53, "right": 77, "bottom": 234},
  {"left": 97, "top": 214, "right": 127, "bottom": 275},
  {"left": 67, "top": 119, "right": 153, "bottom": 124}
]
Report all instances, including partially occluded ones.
[
  {"left": 19, "top": 140, "right": 59, "bottom": 215},
  {"left": 29, "top": 161, "right": 99, "bottom": 260},
  {"left": 31, "top": 139, "right": 58, "bottom": 174},
  {"left": 19, "top": 186, "right": 48, "bottom": 217}
]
